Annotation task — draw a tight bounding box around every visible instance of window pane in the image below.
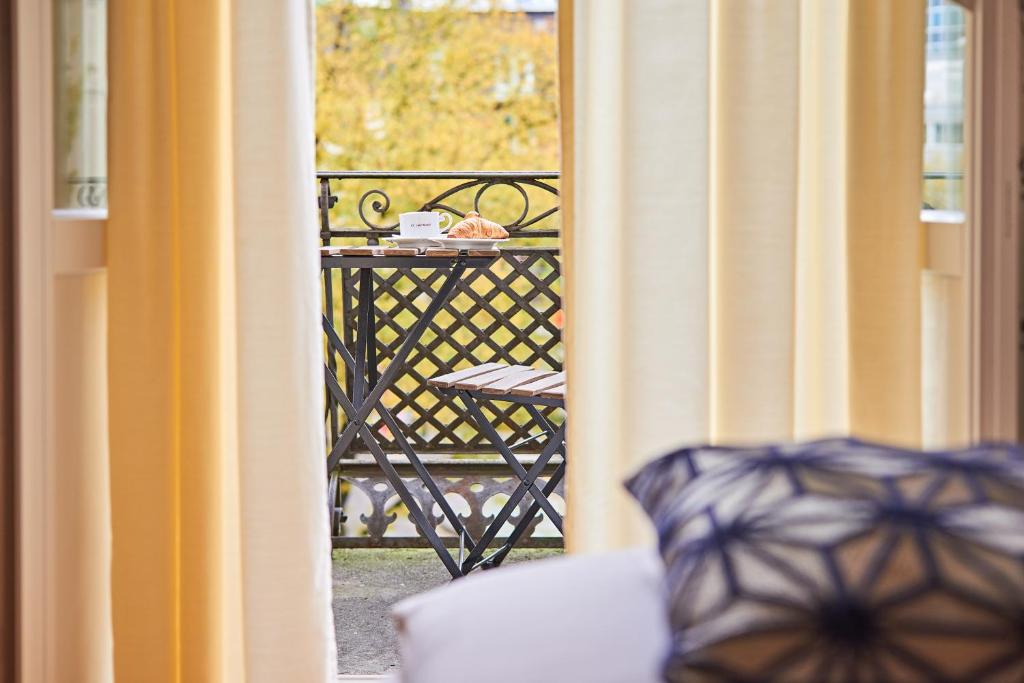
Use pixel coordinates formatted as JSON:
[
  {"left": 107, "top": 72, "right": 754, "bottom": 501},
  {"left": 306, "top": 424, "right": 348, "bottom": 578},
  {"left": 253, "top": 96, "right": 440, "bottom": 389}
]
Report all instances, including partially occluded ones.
[
  {"left": 922, "top": 0, "right": 966, "bottom": 212},
  {"left": 54, "top": 0, "right": 107, "bottom": 209}
]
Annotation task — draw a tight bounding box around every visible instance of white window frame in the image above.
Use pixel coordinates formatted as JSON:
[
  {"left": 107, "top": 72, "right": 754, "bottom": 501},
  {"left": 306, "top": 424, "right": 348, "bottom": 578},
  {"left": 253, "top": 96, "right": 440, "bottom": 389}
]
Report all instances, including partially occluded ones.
[
  {"left": 15, "top": 1, "right": 107, "bottom": 680},
  {"left": 923, "top": 0, "right": 1020, "bottom": 443}
]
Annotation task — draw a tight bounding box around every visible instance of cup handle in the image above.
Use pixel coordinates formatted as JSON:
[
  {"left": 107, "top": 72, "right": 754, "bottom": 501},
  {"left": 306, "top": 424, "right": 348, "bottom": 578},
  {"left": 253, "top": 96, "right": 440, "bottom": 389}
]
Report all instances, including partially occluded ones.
[{"left": 438, "top": 212, "right": 453, "bottom": 233}]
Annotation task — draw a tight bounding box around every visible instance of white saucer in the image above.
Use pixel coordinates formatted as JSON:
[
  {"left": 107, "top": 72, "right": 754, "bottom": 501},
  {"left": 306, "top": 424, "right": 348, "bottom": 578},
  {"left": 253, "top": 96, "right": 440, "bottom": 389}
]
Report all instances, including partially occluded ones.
[
  {"left": 435, "top": 238, "right": 508, "bottom": 250},
  {"left": 386, "top": 236, "right": 442, "bottom": 251}
]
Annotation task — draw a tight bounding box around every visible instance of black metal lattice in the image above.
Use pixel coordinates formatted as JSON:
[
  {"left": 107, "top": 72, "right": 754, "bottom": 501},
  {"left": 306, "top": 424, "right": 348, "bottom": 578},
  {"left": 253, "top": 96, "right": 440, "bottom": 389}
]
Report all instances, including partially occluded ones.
[
  {"left": 320, "top": 171, "right": 562, "bottom": 457},
  {"left": 329, "top": 248, "right": 562, "bottom": 453}
]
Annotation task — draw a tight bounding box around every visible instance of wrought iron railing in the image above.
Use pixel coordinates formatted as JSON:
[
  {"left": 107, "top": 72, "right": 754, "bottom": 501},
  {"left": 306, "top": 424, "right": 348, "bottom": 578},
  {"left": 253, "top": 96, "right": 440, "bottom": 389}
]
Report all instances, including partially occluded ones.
[
  {"left": 319, "top": 171, "right": 563, "bottom": 548},
  {"left": 318, "top": 170, "right": 560, "bottom": 240}
]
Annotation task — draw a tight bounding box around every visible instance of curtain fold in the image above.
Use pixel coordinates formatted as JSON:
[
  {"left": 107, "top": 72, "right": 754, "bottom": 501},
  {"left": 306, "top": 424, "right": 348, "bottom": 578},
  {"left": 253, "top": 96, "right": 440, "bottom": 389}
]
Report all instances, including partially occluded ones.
[
  {"left": 562, "top": 0, "right": 925, "bottom": 551},
  {"left": 108, "top": 1, "right": 335, "bottom": 680},
  {"left": 563, "top": 0, "right": 713, "bottom": 552},
  {"left": 711, "top": 0, "right": 801, "bottom": 442},
  {"left": 793, "top": 0, "right": 850, "bottom": 439},
  {"left": 845, "top": 0, "right": 926, "bottom": 445}
]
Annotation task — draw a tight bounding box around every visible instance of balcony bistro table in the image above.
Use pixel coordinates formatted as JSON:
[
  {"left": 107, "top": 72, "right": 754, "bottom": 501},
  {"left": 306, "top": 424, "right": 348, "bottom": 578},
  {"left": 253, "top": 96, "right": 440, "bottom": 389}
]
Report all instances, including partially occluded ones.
[{"left": 321, "top": 245, "right": 500, "bottom": 578}]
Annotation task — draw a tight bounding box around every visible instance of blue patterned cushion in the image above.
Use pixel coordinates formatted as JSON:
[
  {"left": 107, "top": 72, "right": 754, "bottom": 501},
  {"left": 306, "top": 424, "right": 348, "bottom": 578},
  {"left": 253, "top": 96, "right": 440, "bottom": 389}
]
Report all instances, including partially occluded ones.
[{"left": 626, "top": 439, "right": 1024, "bottom": 682}]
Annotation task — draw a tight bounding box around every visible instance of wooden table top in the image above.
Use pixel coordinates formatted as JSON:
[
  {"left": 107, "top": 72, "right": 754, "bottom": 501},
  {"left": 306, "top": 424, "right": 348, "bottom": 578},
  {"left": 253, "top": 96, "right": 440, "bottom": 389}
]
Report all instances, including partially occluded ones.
[{"left": 320, "top": 245, "right": 501, "bottom": 269}]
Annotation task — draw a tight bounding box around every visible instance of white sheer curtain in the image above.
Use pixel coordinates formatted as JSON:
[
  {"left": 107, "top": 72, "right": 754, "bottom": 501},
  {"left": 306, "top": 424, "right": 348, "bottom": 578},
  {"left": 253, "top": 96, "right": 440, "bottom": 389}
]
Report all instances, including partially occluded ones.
[
  {"left": 107, "top": 1, "right": 336, "bottom": 680},
  {"left": 561, "top": 0, "right": 926, "bottom": 552}
]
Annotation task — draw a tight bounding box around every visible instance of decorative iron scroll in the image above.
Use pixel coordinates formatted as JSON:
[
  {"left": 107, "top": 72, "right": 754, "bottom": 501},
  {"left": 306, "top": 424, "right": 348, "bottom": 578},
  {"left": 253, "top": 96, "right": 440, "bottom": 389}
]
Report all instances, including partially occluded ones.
[
  {"left": 355, "top": 178, "right": 558, "bottom": 232},
  {"left": 329, "top": 470, "right": 565, "bottom": 549},
  {"left": 317, "top": 170, "right": 560, "bottom": 238}
]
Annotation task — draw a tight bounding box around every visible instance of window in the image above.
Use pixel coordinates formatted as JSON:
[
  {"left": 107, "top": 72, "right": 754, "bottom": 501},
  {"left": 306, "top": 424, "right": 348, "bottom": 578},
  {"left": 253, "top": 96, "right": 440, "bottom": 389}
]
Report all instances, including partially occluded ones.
[
  {"left": 921, "top": 0, "right": 966, "bottom": 212},
  {"left": 53, "top": 0, "right": 107, "bottom": 209}
]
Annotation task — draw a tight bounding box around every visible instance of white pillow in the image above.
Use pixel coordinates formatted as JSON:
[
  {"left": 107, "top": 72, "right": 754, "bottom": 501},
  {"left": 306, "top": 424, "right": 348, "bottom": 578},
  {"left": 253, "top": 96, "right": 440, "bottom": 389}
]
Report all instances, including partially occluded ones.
[{"left": 391, "top": 548, "right": 669, "bottom": 683}]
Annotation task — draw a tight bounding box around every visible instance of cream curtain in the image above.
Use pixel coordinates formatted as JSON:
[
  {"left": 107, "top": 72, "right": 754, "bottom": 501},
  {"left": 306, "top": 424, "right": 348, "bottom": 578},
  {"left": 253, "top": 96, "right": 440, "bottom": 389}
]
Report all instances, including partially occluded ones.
[
  {"left": 108, "top": 1, "right": 335, "bottom": 681},
  {"left": 561, "top": 0, "right": 926, "bottom": 552}
]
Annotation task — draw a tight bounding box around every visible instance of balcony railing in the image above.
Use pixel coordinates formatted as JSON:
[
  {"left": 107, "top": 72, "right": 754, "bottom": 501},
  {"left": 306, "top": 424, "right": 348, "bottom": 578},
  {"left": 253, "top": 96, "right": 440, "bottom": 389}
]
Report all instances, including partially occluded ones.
[{"left": 318, "top": 171, "right": 563, "bottom": 548}]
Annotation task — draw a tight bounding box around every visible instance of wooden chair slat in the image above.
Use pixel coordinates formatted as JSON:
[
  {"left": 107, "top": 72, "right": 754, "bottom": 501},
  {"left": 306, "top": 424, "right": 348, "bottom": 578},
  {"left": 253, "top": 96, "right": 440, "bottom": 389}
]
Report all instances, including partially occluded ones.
[
  {"left": 427, "top": 362, "right": 505, "bottom": 389},
  {"left": 481, "top": 368, "right": 557, "bottom": 395},
  {"left": 509, "top": 371, "right": 566, "bottom": 397},
  {"left": 454, "top": 364, "right": 533, "bottom": 390},
  {"left": 538, "top": 383, "right": 566, "bottom": 399}
]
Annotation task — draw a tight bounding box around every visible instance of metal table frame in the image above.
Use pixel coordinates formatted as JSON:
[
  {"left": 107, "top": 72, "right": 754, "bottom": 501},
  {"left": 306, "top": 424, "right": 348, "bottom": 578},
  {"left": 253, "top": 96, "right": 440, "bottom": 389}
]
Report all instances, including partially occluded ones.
[{"left": 322, "top": 252, "right": 501, "bottom": 577}]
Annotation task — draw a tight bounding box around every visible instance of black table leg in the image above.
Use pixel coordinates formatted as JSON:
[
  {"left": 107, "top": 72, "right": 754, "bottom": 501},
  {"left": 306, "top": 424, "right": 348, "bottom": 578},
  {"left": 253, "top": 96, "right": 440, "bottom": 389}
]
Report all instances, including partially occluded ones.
[
  {"left": 322, "top": 260, "right": 479, "bottom": 578},
  {"left": 326, "top": 260, "right": 468, "bottom": 471},
  {"left": 324, "top": 364, "right": 463, "bottom": 577},
  {"left": 323, "top": 265, "right": 340, "bottom": 445},
  {"left": 353, "top": 268, "right": 372, "bottom": 408},
  {"left": 364, "top": 271, "right": 380, "bottom": 389},
  {"left": 322, "top": 312, "right": 478, "bottom": 548}
]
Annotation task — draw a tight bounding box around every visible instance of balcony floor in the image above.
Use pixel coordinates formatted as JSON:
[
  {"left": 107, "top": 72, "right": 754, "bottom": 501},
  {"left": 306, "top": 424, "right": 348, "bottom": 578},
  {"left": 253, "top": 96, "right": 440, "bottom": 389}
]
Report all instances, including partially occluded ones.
[{"left": 333, "top": 548, "right": 563, "bottom": 675}]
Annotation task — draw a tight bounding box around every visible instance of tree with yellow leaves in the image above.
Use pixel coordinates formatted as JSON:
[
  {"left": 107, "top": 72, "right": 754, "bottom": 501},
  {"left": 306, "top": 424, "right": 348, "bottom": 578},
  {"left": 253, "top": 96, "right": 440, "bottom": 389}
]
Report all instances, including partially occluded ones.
[{"left": 315, "top": 0, "right": 560, "bottom": 230}]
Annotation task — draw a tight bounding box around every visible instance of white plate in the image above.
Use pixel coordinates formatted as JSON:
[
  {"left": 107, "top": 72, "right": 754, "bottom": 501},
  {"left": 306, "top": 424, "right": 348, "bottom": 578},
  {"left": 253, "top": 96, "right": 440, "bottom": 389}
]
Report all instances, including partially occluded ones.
[
  {"left": 385, "top": 236, "right": 442, "bottom": 251},
  {"left": 435, "top": 238, "right": 508, "bottom": 250}
]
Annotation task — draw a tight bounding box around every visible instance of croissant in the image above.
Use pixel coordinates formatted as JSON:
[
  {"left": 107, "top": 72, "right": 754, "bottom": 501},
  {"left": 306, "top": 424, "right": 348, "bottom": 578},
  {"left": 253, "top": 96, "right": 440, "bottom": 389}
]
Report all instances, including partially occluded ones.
[{"left": 447, "top": 211, "right": 509, "bottom": 239}]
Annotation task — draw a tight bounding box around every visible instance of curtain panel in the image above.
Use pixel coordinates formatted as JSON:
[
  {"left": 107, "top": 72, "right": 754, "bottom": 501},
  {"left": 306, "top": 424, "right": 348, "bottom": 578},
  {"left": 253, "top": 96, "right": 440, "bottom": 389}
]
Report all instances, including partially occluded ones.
[
  {"left": 560, "top": 0, "right": 926, "bottom": 552},
  {"left": 107, "top": 1, "right": 336, "bottom": 680}
]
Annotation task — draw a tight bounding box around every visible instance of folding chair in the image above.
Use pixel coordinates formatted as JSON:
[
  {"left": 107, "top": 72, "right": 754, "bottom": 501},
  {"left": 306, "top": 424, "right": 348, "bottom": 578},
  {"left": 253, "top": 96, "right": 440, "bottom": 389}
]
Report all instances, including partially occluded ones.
[{"left": 428, "top": 364, "right": 567, "bottom": 573}]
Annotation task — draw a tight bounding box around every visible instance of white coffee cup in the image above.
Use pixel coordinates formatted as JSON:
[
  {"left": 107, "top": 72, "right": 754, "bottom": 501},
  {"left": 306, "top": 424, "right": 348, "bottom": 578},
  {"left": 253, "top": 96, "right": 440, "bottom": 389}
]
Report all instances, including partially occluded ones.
[{"left": 399, "top": 211, "right": 452, "bottom": 238}]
